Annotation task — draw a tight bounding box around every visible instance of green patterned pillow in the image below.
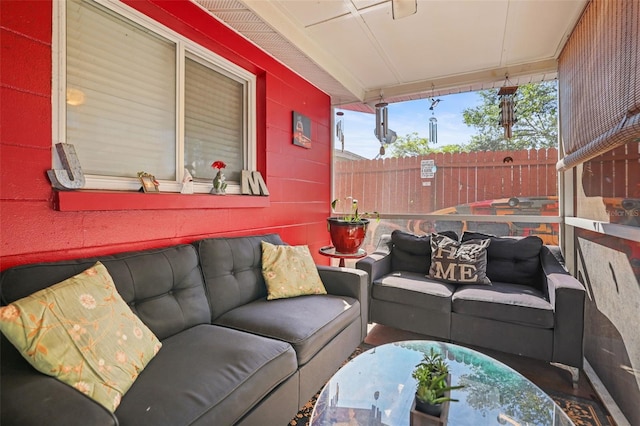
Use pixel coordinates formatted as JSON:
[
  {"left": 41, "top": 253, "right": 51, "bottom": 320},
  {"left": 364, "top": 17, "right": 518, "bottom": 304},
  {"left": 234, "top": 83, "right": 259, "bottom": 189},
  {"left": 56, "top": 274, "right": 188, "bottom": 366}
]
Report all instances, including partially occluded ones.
[
  {"left": 0, "top": 262, "right": 162, "bottom": 412},
  {"left": 261, "top": 241, "right": 327, "bottom": 300}
]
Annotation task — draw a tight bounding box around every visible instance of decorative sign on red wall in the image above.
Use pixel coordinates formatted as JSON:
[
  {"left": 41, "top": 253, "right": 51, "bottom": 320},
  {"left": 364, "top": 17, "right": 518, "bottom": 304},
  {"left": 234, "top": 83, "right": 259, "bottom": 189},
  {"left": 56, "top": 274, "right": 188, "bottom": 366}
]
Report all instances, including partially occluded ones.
[{"left": 292, "top": 111, "right": 312, "bottom": 149}]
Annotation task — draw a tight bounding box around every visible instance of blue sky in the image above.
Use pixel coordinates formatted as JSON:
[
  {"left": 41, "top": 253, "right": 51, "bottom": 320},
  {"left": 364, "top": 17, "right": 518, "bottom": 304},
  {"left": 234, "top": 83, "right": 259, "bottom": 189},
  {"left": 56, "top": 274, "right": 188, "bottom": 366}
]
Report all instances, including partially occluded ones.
[{"left": 335, "top": 91, "right": 482, "bottom": 159}]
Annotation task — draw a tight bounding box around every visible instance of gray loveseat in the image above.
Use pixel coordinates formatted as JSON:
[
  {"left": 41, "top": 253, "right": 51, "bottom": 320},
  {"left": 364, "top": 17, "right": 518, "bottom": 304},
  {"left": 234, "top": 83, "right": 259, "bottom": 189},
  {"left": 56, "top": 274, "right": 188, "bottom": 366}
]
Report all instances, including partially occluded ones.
[
  {"left": 0, "top": 234, "right": 368, "bottom": 426},
  {"left": 356, "top": 230, "right": 585, "bottom": 385}
]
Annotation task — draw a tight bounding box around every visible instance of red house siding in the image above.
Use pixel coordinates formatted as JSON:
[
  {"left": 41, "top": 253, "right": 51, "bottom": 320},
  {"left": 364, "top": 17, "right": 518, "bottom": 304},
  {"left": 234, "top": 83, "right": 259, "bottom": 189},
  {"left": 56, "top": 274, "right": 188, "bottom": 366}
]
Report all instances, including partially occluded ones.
[{"left": 0, "top": 0, "right": 332, "bottom": 270}]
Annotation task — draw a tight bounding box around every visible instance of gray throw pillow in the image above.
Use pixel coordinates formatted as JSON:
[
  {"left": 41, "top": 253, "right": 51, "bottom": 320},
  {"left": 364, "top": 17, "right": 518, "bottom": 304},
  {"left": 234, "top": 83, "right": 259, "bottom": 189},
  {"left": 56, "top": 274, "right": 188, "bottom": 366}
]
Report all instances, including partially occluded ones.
[{"left": 428, "top": 233, "right": 491, "bottom": 285}]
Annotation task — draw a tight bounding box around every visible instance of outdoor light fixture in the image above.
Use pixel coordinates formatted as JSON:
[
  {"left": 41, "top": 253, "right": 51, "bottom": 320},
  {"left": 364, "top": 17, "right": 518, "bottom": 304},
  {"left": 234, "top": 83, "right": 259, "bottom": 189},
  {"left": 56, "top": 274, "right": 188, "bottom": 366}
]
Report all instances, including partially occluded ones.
[
  {"left": 392, "top": 0, "right": 417, "bottom": 19},
  {"left": 498, "top": 85, "right": 518, "bottom": 139}
]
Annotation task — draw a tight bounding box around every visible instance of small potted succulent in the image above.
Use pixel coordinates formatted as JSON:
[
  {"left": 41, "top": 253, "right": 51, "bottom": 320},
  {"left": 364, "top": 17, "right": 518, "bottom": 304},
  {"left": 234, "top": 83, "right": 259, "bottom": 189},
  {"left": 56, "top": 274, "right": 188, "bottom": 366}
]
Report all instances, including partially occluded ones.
[
  {"left": 411, "top": 348, "right": 464, "bottom": 424},
  {"left": 328, "top": 197, "right": 379, "bottom": 254}
]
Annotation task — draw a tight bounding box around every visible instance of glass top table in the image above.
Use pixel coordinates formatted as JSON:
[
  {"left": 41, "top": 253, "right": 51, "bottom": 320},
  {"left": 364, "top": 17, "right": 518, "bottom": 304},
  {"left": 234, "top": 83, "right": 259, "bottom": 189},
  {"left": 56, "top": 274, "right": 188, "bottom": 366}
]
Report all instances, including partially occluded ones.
[{"left": 310, "top": 341, "right": 574, "bottom": 426}]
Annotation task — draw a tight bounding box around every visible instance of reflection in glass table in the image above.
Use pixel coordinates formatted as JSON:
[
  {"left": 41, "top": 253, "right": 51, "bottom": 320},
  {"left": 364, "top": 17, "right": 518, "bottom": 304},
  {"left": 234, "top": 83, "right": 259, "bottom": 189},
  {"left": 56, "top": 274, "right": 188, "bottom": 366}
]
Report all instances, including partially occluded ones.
[{"left": 310, "top": 341, "right": 574, "bottom": 426}]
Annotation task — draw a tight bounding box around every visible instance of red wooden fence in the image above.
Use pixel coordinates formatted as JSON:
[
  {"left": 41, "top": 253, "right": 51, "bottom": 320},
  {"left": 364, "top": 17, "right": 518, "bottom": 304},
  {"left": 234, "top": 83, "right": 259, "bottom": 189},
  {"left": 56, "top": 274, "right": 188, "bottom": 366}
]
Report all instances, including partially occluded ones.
[{"left": 334, "top": 148, "right": 559, "bottom": 214}]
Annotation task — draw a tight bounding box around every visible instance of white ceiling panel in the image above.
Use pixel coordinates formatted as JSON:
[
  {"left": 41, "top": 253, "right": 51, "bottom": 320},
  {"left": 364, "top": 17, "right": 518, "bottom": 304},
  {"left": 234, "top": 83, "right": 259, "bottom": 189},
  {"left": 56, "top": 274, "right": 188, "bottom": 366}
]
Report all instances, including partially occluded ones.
[{"left": 193, "top": 0, "right": 589, "bottom": 110}]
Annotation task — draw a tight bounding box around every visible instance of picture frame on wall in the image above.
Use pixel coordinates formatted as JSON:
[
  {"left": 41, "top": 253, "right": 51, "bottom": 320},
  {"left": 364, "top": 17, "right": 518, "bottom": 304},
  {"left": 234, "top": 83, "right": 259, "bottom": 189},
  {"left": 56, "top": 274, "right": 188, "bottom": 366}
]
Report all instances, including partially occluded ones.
[{"left": 292, "top": 111, "right": 312, "bottom": 149}]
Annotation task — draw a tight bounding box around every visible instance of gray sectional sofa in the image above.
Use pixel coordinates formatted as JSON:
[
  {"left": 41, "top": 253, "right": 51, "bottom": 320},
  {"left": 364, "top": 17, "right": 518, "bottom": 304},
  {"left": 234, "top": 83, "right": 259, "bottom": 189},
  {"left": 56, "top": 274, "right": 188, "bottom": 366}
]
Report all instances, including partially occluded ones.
[
  {"left": 356, "top": 230, "right": 586, "bottom": 385},
  {"left": 0, "top": 234, "right": 368, "bottom": 426}
]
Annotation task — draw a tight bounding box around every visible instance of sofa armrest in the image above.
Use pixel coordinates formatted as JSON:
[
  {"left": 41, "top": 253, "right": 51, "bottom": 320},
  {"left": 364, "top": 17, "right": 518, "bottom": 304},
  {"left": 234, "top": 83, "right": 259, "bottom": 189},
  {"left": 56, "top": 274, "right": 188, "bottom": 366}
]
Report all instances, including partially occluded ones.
[
  {"left": 317, "top": 266, "right": 369, "bottom": 341},
  {"left": 355, "top": 234, "right": 393, "bottom": 287},
  {"left": 540, "top": 246, "right": 586, "bottom": 368},
  {"left": 1, "top": 341, "right": 118, "bottom": 426}
]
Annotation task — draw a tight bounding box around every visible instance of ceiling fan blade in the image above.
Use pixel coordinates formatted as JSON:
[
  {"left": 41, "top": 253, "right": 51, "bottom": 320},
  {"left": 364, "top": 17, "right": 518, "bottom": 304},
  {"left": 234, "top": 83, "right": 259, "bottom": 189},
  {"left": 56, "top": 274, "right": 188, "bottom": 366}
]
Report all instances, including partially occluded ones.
[{"left": 392, "top": 0, "right": 417, "bottom": 20}]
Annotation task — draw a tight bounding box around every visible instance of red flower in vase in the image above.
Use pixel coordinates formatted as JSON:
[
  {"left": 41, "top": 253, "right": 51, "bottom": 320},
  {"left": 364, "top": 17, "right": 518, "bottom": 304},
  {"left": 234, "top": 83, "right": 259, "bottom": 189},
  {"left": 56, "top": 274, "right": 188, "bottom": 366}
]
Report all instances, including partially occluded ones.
[{"left": 211, "top": 161, "right": 226, "bottom": 170}]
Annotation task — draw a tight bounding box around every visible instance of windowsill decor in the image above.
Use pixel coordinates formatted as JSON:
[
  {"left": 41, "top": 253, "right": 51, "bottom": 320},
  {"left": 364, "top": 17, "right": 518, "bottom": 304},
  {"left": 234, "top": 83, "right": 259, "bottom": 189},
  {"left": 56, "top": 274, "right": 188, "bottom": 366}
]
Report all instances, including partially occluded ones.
[
  {"left": 137, "top": 171, "right": 160, "bottom": 193},
  {"left": 211, "top": 161, "right": 227, "bottom": 195}
]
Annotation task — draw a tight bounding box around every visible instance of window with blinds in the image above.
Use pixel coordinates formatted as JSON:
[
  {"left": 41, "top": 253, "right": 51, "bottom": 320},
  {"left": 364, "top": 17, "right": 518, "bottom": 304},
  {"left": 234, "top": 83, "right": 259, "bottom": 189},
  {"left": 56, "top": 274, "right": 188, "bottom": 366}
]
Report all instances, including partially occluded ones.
[
  {"left": 185, "top": 57, "right": 244, "bottom": 183},
  {"left": 60, "top": 0, "right": 254, "bottom": 192}
]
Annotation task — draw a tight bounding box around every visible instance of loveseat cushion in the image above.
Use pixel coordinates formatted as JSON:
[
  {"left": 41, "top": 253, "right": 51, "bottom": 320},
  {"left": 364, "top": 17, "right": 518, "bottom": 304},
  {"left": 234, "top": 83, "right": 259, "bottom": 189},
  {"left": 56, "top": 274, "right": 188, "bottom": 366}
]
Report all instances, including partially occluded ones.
[
  {"left": 390, "top": 230, "right": 458, "bottom": 274},
  {"left": 194, "top": 234, "right": 285, "bottom": 320},
  {"left": 213, "top": 294, "right": 360, "bottom": 365},
  {"left": 462, "top": 232, "right": 543, "bottom": 288},
  {"left": 372, "top": 272, "right": 456, "bottom": 313},
  {"left": 452, "top": 282, "right": 554, "bottom": 328},
  {"left": 114, "top": 324, "right": 297, "bottom": 426},
  {"left": 0, "top": 245, "right": 210, "bottom": 341}
]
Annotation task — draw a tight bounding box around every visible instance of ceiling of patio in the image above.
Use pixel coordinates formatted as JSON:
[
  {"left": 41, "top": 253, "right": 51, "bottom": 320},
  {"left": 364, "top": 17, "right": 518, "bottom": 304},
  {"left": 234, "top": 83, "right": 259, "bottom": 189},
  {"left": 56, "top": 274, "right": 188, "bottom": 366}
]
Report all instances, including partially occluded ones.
[{"left": 194, "top": 0, "right": 588, "bottom": 112}]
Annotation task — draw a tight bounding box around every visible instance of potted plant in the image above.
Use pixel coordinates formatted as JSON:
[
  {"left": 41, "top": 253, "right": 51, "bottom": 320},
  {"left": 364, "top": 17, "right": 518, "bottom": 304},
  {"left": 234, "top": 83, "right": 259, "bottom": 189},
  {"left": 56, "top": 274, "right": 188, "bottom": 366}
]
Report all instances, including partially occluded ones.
[
  {"left": 410, "top": 348, "right": 464, "bottom": 424},
  {"left": 328, "top": 197, "right": 379, "bottom": 254}
]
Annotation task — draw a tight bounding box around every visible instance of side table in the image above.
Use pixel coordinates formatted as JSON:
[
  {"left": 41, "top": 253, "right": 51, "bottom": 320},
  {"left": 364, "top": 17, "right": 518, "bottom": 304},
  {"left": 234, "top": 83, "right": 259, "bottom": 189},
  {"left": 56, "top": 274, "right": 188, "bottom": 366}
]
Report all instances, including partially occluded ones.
[{"left": 319, "top": 246, "right": 367, "bottom": 267}]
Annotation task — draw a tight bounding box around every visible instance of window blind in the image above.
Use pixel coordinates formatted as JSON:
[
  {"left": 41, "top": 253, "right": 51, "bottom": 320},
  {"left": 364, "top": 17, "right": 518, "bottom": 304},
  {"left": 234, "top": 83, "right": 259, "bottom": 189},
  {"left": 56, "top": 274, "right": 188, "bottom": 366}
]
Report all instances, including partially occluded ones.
[
  {"left": 184, "top": 57, "right": 244, "bottom": 183},
  {"left": 556, "top": 0, "right": 640, "bottom": 171},
  {"left": 66, "top": 0, "right": 177, "bottom": 180}
]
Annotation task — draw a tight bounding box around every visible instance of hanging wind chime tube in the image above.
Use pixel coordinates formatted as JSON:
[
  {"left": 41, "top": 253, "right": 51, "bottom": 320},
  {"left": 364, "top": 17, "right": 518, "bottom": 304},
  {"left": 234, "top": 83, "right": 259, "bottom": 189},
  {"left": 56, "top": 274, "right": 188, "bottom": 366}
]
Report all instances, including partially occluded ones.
[
  {"left": 428, "top": 97, "right": 440, "bottom": 144},
  {"left": 498, "top": 86, "right": 518, "bottom": 139},
  {"left": 429, "top": 116, "right": 438, "bottom": 144},
  {"left": 336, "top": 111, "right": 345, "bottom": 151},
  {"left": 375, "top": 102, "right": 388, "bottom": 143}
]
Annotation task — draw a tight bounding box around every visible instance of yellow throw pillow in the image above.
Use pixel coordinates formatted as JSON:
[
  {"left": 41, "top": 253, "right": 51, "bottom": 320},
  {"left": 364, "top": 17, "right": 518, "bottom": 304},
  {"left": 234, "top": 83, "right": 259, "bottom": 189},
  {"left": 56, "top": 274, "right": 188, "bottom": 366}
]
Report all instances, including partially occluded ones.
[
  {"left": 261, "top": 241, "right": 327, "bottom": 300},
  {"left": 0, "top": 262, "right": 162, "bottom": 412}
]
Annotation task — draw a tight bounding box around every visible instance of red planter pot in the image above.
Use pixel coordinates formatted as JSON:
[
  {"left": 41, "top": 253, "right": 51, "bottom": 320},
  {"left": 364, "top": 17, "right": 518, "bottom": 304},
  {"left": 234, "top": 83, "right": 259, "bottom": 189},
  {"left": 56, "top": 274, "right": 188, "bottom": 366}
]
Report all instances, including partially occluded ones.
[{"left": 327, "top": 217, "right": 369, "bottom": 254}]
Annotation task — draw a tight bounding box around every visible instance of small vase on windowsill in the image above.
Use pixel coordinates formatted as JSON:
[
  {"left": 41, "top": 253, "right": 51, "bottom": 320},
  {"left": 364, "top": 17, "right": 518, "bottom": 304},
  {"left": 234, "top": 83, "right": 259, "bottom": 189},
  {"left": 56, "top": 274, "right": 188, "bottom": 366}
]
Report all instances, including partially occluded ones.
[{"left": 211, "top": 171, "right": 227, "bottom": 195}]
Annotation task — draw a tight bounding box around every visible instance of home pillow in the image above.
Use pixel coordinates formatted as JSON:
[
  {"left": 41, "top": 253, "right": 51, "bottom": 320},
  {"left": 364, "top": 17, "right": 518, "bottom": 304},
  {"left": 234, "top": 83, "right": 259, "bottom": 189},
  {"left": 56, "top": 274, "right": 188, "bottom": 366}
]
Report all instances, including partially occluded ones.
[
  {"left": 0, "top": 262, "right": 162, "bottom": 412},
  {"left": 390, "top": 230, "right": 458, "bottom": 274},
  {"left": 462, "top": 232, "right": 543, "bottom": 287},
  {"left": 261, "top": 241, "right": 327, "bottom": 300},
  {"left": 428, "top": 233, "right": 491, "bottom": 285}
]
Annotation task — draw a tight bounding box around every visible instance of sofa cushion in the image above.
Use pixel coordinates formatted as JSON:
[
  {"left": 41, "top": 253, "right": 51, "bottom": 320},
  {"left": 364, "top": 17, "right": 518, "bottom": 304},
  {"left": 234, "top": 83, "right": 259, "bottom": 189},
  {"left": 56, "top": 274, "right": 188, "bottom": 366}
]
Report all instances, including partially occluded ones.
[
  {"left": 429, "top": 233, "right": 491, "bottom": 285},
  {"left": 213, "top": 295, "right": 360, "bottom": 365},
  {"left": 372, "top": 272, "right": 456, "bottom": 313},
  {"left": 0, "top": 262, "right": 162, "bottom": 412},
  {"left": 462, "top": 232, "right": 543, "bottom": 288},
  {"left": 115, "top": 324, "right": 297, "bottom": 426},
  {"left": 390, "top": 230, "right": 458, "bottom": 274},
  {"left": 194, "top": 234, "right": 285, "bottom": 320},
  {"left": 452, "top": 282, "right": 554, "bottom": 328},
  {"left": 0, "top": 245, "right": 210, "bottom": 341},
  {"left": 261, "top": 241, "right": 326, "bottom": 300}
]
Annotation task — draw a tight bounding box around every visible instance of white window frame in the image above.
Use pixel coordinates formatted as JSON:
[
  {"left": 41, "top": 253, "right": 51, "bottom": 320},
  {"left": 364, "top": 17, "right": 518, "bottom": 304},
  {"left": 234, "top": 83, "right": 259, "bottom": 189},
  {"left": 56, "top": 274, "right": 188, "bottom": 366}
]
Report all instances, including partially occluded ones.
[{"left": 53, "top": 0, "right": 256, "bottom": 194}]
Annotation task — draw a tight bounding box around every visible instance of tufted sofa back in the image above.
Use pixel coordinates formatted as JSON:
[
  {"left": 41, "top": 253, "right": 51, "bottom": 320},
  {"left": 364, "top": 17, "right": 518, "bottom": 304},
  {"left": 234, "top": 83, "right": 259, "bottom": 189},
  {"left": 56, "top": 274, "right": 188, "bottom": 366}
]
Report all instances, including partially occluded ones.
[
  {"left": 0, "top": 245, "right": 210, "bottom": 340},
  {"left": 390, "top": 230, "right": 458, "bottom": 274},
  {"left": 193, "top": 234, "right": 285, "bottom": 321}
]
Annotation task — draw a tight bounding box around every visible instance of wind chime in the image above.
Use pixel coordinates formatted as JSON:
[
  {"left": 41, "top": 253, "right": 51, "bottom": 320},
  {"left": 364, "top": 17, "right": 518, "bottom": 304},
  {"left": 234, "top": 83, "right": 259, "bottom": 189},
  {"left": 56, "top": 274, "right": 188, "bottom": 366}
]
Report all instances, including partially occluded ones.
[
  {"left": 498, "top": 85, "right": 518, "bottom": 139},
  {"left": 336, "top": 111, "right": 345, "bottom": 151},
  {"left": 374, "top": 97, "right": 397, "bottom": 156},
  {"left": 429, "top": 97, "right": 441, "bottom": 144}
]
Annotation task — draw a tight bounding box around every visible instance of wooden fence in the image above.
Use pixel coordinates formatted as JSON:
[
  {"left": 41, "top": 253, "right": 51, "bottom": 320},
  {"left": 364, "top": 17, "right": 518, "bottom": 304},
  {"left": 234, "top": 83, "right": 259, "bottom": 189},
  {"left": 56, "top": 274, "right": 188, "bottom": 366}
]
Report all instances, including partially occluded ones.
[{"left": 334, "top": 148, "right": 559, "bottom": 214}]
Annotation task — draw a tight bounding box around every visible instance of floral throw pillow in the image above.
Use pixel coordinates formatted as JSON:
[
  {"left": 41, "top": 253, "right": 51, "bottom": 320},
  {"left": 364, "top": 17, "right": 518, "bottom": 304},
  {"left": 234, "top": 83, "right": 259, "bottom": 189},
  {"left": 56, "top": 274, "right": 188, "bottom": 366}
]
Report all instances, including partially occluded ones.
[
  {"left": 428, "top": 233, "right": 491, "bottom": 285},
  {"left": 261, "top": 241, "right": 327, "bottom": 300},
  {"left": 0, "top": 262, "right": 162, "bottom": 412}
]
